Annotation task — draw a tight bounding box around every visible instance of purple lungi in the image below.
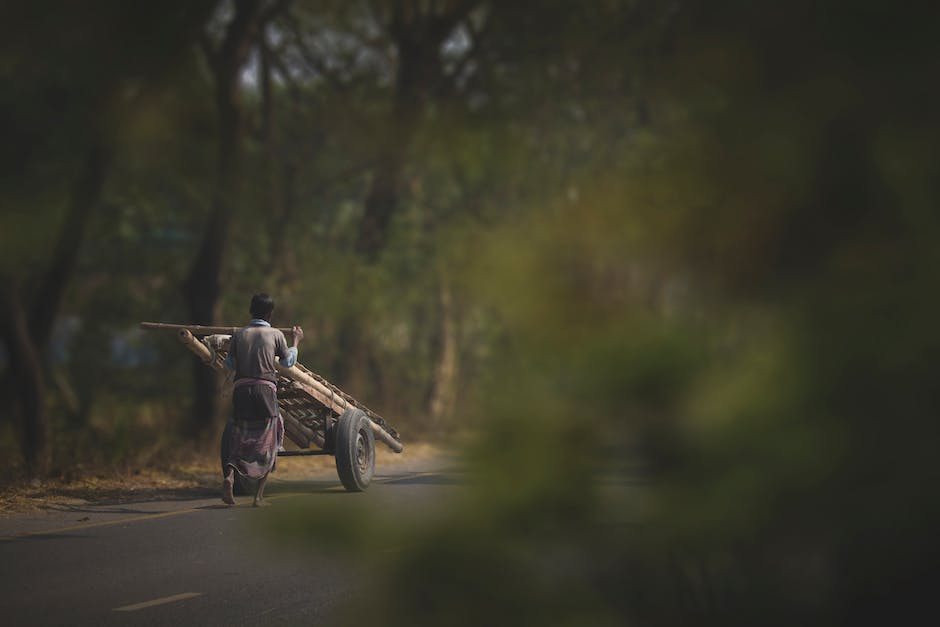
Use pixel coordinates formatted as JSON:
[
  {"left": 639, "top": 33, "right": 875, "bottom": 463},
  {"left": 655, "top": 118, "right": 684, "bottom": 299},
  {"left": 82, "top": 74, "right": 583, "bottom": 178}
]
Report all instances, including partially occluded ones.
[{"left": 220, "top": 381, "right": 284, "bottom": 479}]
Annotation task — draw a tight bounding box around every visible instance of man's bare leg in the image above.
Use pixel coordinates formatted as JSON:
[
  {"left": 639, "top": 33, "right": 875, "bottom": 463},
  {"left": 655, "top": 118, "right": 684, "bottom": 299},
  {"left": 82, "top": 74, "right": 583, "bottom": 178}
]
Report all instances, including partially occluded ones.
[
  {"left": 222, "top": 468, "right": 235, "bottom": 505},
  {"left": 252, "top": 472, "right": 270, "bottom": 507}
]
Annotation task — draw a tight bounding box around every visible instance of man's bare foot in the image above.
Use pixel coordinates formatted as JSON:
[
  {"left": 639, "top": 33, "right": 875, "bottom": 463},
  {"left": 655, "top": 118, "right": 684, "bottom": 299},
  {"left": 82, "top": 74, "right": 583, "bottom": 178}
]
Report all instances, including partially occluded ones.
[
  {"left": 222, "top": 477, "right": 235, "bottom": 505},
  {"left": 253, "top": 473, "right": 269, "bottom": 507}
]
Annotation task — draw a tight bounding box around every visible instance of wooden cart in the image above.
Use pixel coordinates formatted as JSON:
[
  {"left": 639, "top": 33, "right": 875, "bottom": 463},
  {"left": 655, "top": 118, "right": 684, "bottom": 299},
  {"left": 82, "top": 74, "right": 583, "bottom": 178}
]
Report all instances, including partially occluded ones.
[{"left": 141, "top": 322, "right": 403, "bottom": 492}]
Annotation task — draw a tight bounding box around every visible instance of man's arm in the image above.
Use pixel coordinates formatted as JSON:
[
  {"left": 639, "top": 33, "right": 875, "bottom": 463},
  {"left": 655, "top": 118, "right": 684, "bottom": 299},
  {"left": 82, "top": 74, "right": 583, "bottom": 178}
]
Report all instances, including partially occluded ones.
[{"left": 277, "top": 326, "right": 304, "bottom": 368}]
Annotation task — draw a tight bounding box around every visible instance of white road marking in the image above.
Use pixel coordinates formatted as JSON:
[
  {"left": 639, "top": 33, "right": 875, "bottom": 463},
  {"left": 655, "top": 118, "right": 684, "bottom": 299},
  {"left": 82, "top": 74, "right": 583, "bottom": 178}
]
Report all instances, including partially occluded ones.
[{"left": 113, "top": 592, "right": 203, "bottom": 612}]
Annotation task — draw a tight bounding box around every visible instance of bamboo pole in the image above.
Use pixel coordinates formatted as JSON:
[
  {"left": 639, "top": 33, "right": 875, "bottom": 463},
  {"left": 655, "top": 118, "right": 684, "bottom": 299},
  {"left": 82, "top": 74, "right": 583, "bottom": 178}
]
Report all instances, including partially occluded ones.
[
  {"left": 276, "top": 363, "right": 346, "bottom": 414},
  {"left": 282, "top": 416, "right": 309, "bottom": 448},
  {"left": 282, "top": 413, "right": 326, "bottom": 449},
  {"left": 275, "top": 363, "right": 403, "bottom": 453},
  {"left": 141, "top": 321, "right": 295, "bottom": 337},
  {"left": 177, "top": 328, "right": 225, "bottom": 369},
  {"left": 368, "top": 419, "right": 404, "bottom": 453}
]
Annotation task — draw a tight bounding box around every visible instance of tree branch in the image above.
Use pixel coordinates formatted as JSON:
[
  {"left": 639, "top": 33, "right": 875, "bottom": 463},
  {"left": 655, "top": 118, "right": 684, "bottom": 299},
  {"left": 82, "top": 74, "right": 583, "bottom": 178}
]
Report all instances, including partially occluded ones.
[
  {"left": 217, "top": 0, "right": 264, "bottom": 82},
  {"left": 442, "top": 11, "right": 485, "bottom": 94},
  {"left": 197, "top": 28, "right": 220, "bottom": 74},
  {"left": 266, "top": 43, "right": 305, "bottom": 99},
  {"left": 282, "top": 11, "right": 350, "bottom": 91},
  {"left": 428, "top": 0, "right": 480, "bottom": 43},
  {"left": 259, "top": 0, "right": 291, "bottom": 25}
]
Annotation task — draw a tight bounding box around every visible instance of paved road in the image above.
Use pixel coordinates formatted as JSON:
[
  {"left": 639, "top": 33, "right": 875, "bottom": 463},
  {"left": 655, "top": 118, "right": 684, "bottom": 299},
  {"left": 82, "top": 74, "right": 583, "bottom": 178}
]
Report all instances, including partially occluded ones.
[{"left": 0, "top": 458, "right": 454, "bottom": 626}]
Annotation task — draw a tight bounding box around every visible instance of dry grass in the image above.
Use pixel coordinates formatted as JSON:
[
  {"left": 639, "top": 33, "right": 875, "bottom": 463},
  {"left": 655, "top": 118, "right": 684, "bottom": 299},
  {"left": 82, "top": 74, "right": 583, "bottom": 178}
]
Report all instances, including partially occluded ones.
[
  {"left": 0, "top": 440, "right": 446, "bottom": 516},
  {"left": 0, "top": 460, "right": 218, "bottom": 517}
]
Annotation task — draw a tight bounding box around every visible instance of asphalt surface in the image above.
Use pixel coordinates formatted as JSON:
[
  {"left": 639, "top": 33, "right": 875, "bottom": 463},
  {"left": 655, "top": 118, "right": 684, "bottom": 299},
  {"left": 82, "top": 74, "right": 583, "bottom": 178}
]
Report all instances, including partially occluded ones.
[{"left": 0, "top": 456, "right": 454, "bottom": 626}]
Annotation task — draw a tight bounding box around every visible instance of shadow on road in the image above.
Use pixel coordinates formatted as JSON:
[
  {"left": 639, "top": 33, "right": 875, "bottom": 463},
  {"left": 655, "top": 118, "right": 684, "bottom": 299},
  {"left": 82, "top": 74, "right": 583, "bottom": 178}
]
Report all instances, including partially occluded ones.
[
  {"left": 32, "top": 486, "right": 219, "bottom": 510},
  {"left": 1, "top": 467, "right": 457, "bottom": 519},
  {"left": 377, "top": 473, "right": 458, "bottom": 486}
]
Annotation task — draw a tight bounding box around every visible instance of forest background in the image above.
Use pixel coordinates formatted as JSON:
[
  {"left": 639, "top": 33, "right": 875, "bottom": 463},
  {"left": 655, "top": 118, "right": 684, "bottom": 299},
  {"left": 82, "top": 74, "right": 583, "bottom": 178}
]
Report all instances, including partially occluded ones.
[{"left": 2, "top": 1, "right": 939, "bottom": 624}]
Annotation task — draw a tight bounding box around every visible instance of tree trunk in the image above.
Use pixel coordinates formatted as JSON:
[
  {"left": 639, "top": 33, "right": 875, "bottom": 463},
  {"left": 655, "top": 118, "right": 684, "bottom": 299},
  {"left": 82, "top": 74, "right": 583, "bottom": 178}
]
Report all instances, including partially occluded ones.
[
  {"left": 356, "top": 150, "right": 407, "bottom": 260},
  {"left": 1, "top": 289, "right": 48, "bottom": 476},
  {"left": 428, "top": 277, "right": 459, "bottom": 430},
  {"left": 30, "top": 142, "right": 111, "bottom": 346},
  {"left": 0, "top": 141, "right": 111, "bottom": 474},
  {"left": 354, "top": 6, "right": 466, "bottom": 259},
  {"left": 260, "top": 37, "right": 295, "bottom": 282},
  {"left": 183, "top": 114, "right": 235, "bottom": 428},
  {"left": 182, "top": 107, "right": 239, "bottom": 432},
  {"left": 353, "top": 50, "right": 427, "bottom": 259},
  {"left": 183, "top": 0, "right": 264, "bottom": 433}
]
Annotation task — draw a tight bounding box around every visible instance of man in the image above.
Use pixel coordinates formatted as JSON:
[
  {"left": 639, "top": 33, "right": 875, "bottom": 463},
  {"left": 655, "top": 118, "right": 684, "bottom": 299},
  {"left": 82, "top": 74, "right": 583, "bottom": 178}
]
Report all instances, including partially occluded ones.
[{"left": 221, "top": 293, "right": 303, "bottom": 506}]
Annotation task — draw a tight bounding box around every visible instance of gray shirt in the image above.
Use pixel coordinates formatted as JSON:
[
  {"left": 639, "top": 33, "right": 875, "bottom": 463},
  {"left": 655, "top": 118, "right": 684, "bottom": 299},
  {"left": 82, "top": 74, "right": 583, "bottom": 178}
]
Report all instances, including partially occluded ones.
[{"left": 228, "top": 321, "right": 296, "bottom": 382}]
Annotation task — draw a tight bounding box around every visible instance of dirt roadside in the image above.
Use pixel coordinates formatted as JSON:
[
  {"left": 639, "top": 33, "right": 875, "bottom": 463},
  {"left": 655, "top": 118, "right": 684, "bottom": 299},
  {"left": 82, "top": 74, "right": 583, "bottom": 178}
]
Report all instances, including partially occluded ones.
[{"left": 0, "top": 441, "right": 443, "bottom": 516}]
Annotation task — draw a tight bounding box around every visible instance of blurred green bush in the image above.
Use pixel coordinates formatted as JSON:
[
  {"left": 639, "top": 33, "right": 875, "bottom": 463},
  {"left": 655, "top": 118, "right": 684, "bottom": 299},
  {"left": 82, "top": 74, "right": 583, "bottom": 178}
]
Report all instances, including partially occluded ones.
[{"left": 262, "top": 2, "right": 940, "bottom": 625}]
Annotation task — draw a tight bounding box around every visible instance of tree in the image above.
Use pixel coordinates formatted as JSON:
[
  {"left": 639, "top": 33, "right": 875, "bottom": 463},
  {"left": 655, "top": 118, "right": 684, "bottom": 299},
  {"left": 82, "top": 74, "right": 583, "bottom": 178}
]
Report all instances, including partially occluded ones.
[
  {"left": 182, "top": 0, "right": 289, "bottom": 432},
  {"left": 265, "top": 1, "right": 940, "bottom": 624},
  {"left": 355, "top": 0, "right": 483, "bottom": 260},
  {"left": 0, "top": 1, "right": 216, "bottom": 474}
]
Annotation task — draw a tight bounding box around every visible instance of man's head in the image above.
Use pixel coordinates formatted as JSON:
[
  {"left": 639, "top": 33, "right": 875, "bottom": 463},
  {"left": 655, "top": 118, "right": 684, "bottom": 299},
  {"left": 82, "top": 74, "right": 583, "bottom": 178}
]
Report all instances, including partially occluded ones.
[{"left": 250, "top": 293, "right": 275, "bottom": 321}]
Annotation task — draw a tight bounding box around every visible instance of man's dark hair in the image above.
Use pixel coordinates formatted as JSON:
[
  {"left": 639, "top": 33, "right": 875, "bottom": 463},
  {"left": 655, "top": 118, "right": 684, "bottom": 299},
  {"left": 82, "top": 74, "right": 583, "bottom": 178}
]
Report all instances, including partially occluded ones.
[{"left": 250, "top": 293, "right": 275, "bottom": 319}]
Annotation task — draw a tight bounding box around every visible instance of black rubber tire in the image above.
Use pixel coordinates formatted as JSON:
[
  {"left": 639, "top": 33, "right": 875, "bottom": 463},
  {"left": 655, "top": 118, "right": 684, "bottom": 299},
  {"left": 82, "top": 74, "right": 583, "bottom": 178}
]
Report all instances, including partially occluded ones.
[{"left": 334, "top": 408, "right": 375, "bottom": 492}]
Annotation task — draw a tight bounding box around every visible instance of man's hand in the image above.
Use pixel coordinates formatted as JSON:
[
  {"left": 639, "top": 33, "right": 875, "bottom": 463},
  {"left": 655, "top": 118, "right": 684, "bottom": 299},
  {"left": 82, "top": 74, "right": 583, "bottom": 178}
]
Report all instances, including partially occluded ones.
[{"left": 291, "top": 326, "right": 304, "bottom": 346}]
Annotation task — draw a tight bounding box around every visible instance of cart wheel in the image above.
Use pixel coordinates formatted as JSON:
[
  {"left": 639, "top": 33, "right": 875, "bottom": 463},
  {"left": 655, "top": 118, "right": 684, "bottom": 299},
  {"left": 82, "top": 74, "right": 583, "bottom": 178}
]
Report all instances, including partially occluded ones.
[{"left": 334, "top": 408, "right": 375, "bottom": 492}]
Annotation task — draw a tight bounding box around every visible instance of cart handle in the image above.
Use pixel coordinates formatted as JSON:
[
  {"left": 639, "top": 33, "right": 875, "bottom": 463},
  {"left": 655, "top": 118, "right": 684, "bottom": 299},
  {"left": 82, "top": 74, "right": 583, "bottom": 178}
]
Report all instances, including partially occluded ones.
[{"left": 140, "top": 321, "right": 297, "bottom": 337}]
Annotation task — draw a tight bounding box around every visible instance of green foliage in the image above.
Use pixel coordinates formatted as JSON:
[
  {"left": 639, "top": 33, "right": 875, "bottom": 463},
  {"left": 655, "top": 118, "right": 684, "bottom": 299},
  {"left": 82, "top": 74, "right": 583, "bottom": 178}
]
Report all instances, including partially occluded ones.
[
  {"left": 2, "top": 0, "right": 939, "bottom": 622},
  {"left": 258, "top": 1, "right": 940, "bottom": 625}
]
